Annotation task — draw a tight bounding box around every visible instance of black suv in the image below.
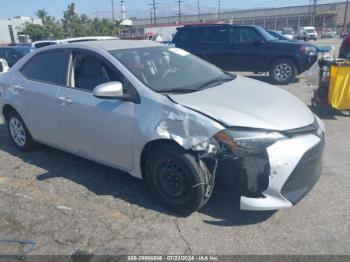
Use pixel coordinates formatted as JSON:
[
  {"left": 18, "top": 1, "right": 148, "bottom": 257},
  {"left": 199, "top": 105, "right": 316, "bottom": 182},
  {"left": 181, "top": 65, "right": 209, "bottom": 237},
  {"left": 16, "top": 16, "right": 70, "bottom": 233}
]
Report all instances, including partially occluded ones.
[
  {"left": 0, "top": 46, "right": 33, "bottom": 67},
  {"left": 173, "top": 25, "right": 318, "bottom": 84}
]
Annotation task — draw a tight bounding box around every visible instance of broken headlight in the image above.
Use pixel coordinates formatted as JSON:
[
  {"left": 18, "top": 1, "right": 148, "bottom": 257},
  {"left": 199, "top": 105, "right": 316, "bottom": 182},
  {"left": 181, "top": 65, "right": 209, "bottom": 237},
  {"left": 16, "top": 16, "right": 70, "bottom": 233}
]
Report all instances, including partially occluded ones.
[{"left": 215, "top": 129, "right": 287, "bottom": 156}]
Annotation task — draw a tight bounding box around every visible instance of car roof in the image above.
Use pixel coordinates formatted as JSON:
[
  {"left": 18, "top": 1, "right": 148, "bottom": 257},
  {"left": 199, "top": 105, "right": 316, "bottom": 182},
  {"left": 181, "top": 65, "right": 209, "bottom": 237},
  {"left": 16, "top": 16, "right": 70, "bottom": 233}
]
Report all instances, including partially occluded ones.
[
  {"left": 182, "top": 24, "right": 258, "bottom": 28},
  {"left": 41, "top": 40, "right": 163, "bottom": 52},
  {"left": 1, "top": 46, "right": 31, "bottom": 50}
]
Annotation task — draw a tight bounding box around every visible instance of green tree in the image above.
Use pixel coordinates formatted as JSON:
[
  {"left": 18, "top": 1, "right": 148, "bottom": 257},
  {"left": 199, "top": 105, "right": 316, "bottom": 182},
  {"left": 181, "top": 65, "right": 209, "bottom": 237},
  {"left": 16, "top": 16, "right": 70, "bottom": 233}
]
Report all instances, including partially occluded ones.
[
  {"left": 35, "top": 9, "right": 64, "bottom": 39},
  {"left": 62, "top": 3, "right": 80, "bottom": 37},
  {"left": 24, "top": 23, "right": 48, "bottom": 41}
]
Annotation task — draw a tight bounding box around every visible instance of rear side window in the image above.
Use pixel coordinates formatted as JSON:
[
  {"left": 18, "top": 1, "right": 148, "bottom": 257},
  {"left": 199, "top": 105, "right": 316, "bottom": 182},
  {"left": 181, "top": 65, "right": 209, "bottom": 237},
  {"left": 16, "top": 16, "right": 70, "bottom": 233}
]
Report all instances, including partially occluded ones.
[
  {"left": 174, "top": 28, "right": 205, "bottom": 46},
  {"left": 202, "top": 28, "right": 229, "bottom": 43},
  {"left": 21, "top": 50, "right": 67, "bottom": 86}
]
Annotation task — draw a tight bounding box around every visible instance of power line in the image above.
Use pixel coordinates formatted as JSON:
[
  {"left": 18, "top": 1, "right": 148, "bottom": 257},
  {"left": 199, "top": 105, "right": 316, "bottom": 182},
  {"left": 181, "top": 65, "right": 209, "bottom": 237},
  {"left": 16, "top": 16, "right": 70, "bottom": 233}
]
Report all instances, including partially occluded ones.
[
  {"left": 176, "top": 0, "right": 184, "bottom": 22},
  {"left": 111, "top": 0, "right": 115, "bottom": 32},
  {"left": 197, "top": 0, "right": 201, "bottom": 21},
  {"left": 343, "top": 0, "right": 349, "bottom": 34},
  {"left": 149, "top": 0, "right": 158, "bottom": 24}
]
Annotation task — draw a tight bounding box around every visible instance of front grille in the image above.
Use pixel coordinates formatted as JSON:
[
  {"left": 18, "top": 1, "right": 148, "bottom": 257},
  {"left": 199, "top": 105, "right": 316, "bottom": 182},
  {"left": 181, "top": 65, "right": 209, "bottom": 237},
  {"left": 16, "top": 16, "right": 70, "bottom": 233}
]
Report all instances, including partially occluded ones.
[{"left": 281, "top": 138, "right": 325, "bottom": 204}]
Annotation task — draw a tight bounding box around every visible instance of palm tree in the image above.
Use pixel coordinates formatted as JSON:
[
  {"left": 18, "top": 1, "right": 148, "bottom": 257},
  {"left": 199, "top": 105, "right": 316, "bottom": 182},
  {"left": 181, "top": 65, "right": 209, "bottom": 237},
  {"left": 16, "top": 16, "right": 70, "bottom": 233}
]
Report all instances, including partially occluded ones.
[
  {"left": 35, "top": 9, "right": 48, "bottom": 22},
  {"left": 35, "top": 9, "right": 48, "bottom": 31}
]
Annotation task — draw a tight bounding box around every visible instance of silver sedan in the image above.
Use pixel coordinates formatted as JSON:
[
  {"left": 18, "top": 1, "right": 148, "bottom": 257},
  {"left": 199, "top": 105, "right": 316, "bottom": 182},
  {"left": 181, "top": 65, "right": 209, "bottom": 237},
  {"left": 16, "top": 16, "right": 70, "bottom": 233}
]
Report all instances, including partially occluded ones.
[{"left": 0, "top": 40, "right": 325, "bottom": 216}]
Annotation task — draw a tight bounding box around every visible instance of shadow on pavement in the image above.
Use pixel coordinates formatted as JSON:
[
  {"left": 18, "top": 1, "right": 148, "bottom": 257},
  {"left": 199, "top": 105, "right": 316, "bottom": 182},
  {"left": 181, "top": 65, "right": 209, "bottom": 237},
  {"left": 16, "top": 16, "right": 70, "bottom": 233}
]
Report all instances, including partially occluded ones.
[
  {"left": 308, "top": 105, "right": 350, "bottom": 120},
  {"left": 0, "top": 123, "right": 274, "bottom": 226}
]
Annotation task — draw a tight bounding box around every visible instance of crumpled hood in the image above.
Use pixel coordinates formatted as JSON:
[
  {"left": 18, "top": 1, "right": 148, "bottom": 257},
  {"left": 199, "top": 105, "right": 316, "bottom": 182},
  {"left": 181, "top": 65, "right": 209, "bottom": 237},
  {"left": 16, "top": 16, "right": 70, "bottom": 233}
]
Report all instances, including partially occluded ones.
[{"left": 169, "top": 75, "right": 315, "bottom": 131}]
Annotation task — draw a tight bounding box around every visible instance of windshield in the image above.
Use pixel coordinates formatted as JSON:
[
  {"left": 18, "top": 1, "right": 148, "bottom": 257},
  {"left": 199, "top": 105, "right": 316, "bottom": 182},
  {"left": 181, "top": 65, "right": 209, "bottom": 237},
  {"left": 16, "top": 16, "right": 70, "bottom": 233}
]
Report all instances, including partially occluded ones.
[
  {"left": 257, "top": 27, "right": 278, "bottom": 41},
  {"left": 306, "top": 29, "right": 316, "bottom": 33},
  {"left": 110, "top": 46, "right": 235, "bottom": 93},
  {"left": 267, "top": 31, "right": 286, "bottom": 40}
]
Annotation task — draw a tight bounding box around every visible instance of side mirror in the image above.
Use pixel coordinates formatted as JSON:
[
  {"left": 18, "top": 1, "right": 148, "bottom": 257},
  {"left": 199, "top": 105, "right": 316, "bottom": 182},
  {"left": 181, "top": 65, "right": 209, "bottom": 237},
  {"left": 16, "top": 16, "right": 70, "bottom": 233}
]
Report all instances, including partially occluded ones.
[
  {"left": 254, "top": 39, "right": 264, "bottom": 45},
  {"left": 93, "top": 81, "right": 124, "bottom": 99}
]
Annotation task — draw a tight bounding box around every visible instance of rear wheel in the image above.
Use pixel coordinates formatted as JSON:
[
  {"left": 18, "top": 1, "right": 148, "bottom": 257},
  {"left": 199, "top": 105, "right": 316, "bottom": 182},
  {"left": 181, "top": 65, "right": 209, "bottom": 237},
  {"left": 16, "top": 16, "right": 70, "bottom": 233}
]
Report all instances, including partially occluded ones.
[
  {"left": 269, "top": 59, "right": 297, "bottom": 85},
  {"left": 6, "top": 110, "right": 36, "bottom": 151},
  {"left": 144, "top": 144, "right": 213, "bottom": 216}
]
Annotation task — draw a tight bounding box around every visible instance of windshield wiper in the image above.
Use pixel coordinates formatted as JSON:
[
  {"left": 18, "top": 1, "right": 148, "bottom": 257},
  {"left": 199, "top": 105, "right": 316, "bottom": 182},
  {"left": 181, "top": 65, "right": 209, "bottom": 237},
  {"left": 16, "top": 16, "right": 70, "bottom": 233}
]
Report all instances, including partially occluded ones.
[
  {"left": 158, "top": 88, "right": 198, "bottom": 94},
  {"left": 198, "top": 75, "right": 235, "bottom": 90}
]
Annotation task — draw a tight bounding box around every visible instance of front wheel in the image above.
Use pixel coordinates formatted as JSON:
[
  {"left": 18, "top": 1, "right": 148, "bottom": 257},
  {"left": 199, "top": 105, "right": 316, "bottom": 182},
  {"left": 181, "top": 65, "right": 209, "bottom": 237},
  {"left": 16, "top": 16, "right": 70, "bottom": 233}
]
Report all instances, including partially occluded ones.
[
  {"left": 269, "top": 59, "right": 297, "bottom": 85},
  {"left": 144, "top": 144, "right": 213, "bottom": 216},
  {"left": 6, "top": 110, "right": 36, "bottom": 151}
]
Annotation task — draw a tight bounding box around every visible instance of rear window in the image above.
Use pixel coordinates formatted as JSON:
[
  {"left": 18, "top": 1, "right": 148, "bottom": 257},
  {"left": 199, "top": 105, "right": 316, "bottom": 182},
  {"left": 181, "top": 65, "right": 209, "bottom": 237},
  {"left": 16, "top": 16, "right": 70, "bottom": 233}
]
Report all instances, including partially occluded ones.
[
  {"left": 306, "top": 29, "right": 316, "bottom": 33},
  {"left": 21, "top": 50, "right": 67, "bottom": 86},
  {"left": 35, "top": 42, "right": 57, "bottom": 48}
]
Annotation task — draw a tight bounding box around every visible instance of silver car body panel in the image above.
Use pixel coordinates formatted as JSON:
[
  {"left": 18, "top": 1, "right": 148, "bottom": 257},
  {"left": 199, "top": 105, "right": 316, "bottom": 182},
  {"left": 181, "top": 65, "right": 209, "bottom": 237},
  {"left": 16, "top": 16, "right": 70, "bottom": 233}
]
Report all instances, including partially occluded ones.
[
  {"left": 169, "top": 75, "right": 315, "bottom": 131},
  {"left": 241, "top": 134, "right": 322, "bottom": 210},
  {"left": 0, "top": 40, "right": 324, "bottom": 211}
]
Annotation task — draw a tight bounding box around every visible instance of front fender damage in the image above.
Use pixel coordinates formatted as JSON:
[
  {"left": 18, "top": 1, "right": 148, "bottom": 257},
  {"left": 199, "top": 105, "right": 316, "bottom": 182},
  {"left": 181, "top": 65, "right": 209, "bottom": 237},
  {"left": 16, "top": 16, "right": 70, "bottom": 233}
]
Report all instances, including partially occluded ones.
[{"left": 148, "top": 103, "right": 270, "bottom": 201}]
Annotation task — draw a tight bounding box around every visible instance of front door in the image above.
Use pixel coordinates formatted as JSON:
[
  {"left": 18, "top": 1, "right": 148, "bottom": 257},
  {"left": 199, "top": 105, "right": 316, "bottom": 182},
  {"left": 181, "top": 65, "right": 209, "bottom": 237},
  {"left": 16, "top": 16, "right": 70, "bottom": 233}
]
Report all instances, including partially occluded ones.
[
  {"left": 57, "top": 50, "right": 135, "bottom": 170},
  {"left": 230, "top": 27, "right": 267, "bottom": 72}
]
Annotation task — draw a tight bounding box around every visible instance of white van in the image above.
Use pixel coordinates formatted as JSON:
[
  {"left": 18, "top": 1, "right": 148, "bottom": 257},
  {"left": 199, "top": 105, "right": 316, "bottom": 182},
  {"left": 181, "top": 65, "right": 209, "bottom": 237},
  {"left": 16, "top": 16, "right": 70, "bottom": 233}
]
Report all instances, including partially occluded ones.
[{"left": 297, "top": 26, "right": 318, "bottom": 41}]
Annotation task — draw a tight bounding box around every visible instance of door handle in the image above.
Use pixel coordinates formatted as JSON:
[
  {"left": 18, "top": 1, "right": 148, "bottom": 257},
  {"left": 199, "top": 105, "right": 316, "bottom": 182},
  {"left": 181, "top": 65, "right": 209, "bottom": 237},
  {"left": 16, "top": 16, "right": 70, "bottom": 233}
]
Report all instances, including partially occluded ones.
[
  {"left": 57, "top": 96, "right": 73, "bottom": 105},
  {"left": 12, "top": 85, "right": 24, "bottom": 92}
]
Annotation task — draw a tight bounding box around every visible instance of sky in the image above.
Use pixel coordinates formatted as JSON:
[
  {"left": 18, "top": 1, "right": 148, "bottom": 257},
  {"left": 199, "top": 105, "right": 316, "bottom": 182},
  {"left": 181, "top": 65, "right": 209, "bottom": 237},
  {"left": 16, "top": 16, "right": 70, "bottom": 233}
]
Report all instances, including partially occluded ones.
[{"left": 0, "top": 0, "right": 344, "bottom": 20}]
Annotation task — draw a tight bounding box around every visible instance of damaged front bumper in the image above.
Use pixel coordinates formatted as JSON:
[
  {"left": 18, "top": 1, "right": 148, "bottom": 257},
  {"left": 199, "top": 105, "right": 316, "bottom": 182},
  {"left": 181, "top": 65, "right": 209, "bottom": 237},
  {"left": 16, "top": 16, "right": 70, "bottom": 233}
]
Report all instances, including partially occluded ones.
[{"left": 241, "top": 133, "right": 324, "bottom": 211}]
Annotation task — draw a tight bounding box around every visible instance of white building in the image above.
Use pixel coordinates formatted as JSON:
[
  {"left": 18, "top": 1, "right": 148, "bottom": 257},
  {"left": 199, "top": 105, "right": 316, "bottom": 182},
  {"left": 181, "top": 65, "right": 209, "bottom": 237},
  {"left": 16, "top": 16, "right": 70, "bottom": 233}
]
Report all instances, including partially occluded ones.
[{"left": 0, "top": 16, "right": 42, "bottom": 45}]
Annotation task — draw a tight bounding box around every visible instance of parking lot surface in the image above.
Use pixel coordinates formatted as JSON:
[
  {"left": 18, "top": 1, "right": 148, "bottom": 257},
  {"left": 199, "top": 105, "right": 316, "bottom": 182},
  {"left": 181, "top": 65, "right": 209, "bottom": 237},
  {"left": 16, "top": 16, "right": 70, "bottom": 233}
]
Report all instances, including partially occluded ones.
[{"left": 0, "top": 39, "right": 349, "bottom": 256}]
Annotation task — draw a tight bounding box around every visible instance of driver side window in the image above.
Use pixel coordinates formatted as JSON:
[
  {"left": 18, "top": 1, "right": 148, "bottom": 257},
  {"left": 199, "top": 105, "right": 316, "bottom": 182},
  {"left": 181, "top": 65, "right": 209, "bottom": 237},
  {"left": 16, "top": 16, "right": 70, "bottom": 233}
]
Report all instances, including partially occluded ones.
[
  {"left": 232, "top": 28, "right": 260, "bottom": 43},
  {"left": 70, "top": 51, "right": 123, "bottom": 92}
]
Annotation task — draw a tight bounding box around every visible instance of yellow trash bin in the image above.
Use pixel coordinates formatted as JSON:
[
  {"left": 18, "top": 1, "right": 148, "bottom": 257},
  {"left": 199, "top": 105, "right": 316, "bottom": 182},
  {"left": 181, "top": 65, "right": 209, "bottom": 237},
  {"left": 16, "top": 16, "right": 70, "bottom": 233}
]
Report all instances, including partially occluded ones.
[{"left": 328, "top": 65, "right": 350, "bottom": 110}]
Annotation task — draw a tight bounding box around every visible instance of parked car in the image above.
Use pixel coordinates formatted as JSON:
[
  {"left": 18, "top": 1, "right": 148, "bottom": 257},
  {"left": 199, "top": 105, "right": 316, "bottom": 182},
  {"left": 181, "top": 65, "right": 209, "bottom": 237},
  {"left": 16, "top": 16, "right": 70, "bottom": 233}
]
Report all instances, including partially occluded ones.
[
  {"left": 339, "top": 35, "right": 350, "bottom": 59},
  {"left": 31, "top": 40, "right": 59, "bottom": 49},
  {"left": 321, "top": 29, "right": 336, "bottom": 39},
  {"left": 0, "top": 40, "right": 325, "bottom": 215},
  {"left": 296, "top": 26, "right": 318, "bottom": 41},
  {"left": 0, "top": 46, "right": 33, "bottom": 67},
  {"left": 281, "top": 27, "right": 294, "bottom": 40},
  {"left": 0, "top": 58, "right": 9, "bottom": 73},
  {"left": 173, "top": 25, "right": 318, "bottom": 84},
  {"left": 31, "top": 36, "right": 119, "bottom": 49}
]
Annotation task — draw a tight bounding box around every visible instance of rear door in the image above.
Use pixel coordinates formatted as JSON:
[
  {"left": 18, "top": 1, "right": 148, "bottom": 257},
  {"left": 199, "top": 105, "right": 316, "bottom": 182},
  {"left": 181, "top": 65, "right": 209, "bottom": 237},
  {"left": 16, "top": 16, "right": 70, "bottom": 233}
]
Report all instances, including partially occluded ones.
[
  {"left": 13, "top": 49, "right": 68, "bottom": 146},
  {"left": 200, "top": 26, "right": 233, "bottom": 70},
  {"left": 230, "top": 27, "right": 268, "bottom": 71}
]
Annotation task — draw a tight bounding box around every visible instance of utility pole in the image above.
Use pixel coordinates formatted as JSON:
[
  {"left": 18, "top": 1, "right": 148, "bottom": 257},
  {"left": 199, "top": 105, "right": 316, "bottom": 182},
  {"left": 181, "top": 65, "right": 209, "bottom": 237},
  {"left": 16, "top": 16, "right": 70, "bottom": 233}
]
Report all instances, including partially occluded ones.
[
  {"left": 111, "top": 0, "right": 116, "bottom": 33},
  {"left": 150, "top": 7, "right": 153, "bottom": 24},
  {"left": 343, "top": 0, "right": 349, "bottom": 34},
  {"left": 218, "top": 0, "right": 221, "bottom": 18},
  {"left": 176, "top": 0, "right": 184, "bottom": 23},
  {"left": 149, "top": 0, "right": 158, "bottom": 24},
  {"left": 311, "top": 0, "right": 317, "bottom": 26},
  {"left": 197, "top": 0, "right": 201, "bottom": 21}
]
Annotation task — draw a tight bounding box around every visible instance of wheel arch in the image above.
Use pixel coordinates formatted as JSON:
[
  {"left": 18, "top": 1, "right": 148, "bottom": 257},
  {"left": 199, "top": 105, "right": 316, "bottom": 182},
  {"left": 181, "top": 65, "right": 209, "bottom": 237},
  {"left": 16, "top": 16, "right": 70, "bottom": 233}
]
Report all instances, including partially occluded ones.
[
  {"left": 2, "top": 104, "right": 17, "bottom": 122},
  {"left": 140, "top": 139, "right": 185, "bottom": 179}
]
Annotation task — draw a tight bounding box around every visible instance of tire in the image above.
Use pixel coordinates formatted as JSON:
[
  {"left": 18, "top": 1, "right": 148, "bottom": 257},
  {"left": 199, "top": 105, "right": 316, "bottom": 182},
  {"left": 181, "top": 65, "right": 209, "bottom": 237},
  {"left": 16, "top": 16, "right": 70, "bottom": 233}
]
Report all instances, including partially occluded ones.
[
  {"left": 5, "top": 110, "right": 36, "bottom": 151},
  {"left": 269, "top": 58, "right": 297, "bottom": 85},
  {"left": 144, "top": 144, "right": 213, "bottom": 216}
]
